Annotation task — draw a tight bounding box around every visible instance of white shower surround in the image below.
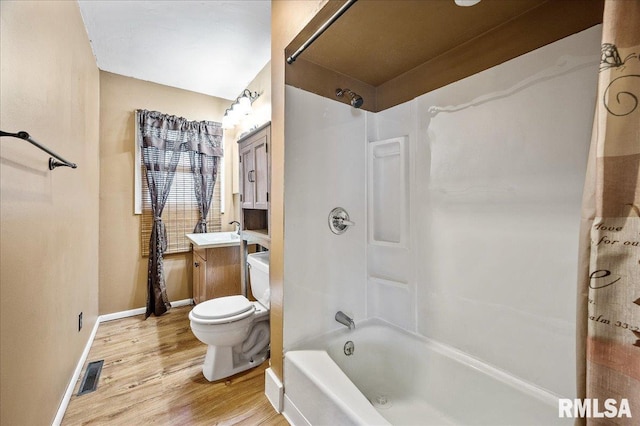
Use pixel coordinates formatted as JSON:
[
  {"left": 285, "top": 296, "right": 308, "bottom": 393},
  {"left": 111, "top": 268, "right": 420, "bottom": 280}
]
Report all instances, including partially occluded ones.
[
  {"left": 283, "top": 24, "right": 602, "bottom": 404},
  {"left": 284, "top": 95, "right": 367, "bottom": 346}
]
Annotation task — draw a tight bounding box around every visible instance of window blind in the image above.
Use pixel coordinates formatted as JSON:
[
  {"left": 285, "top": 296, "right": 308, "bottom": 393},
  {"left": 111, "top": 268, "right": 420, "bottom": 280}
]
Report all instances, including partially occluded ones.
[{"left": 141, "top": 153, "right": 221, "bottom": 256}]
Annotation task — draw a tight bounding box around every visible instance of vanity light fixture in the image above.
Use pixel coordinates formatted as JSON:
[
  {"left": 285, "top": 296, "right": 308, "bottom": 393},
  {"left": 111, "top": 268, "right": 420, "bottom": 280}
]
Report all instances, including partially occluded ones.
[{"left": 222, "top": 89, "right": 260, "bottom": 129}]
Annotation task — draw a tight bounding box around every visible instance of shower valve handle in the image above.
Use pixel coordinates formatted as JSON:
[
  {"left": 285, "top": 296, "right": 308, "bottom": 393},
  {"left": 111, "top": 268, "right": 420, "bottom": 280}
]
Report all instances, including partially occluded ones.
[
  {"left": 335, "top": 217, "right": 355, "bottom": 227},
  {"left": 328, "top": 207, "right": 354, "bottom": 234}
]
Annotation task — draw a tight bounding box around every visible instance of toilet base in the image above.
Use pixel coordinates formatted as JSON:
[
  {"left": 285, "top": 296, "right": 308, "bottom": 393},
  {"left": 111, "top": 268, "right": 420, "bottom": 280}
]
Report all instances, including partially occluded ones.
[{"left": 202, "top": 344, "right": 270, "bottom": 382}]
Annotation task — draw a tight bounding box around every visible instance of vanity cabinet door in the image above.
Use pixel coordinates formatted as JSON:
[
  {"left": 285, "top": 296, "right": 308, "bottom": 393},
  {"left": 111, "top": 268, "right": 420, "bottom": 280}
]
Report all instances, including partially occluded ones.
[
  {"left": 193, "top": 249, "right": 207, "bottom": 304},
  {"left": 240, "top": 144, "right": 255, "bottom": 209},
  {"left": 253, "top": 137, "right": 269, "bottom": 210},
  {"left": 207, "top": 246, "right": 241, "bottom": 299},
  {"left": 192, "top": 247, "right": 240, "bottom": 304},
  {"left": 238, "top": 124, "right": 269, "bottom": 210}
]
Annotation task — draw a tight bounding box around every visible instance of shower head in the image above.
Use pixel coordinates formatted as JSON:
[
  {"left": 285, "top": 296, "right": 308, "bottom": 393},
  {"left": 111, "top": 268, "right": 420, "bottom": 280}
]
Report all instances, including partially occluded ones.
[
  {"left": 336, "top": 88, "right": 364, "bottom": 109},
  {"left": 350, "top": 93, "right": 364, "bottom": 109}
]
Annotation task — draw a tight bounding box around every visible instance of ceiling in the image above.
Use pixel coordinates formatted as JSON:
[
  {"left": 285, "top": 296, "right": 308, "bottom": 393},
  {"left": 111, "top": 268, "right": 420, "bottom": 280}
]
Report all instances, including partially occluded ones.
[{"left": 78, "top": 0, "right": 271, "bottom": 101}]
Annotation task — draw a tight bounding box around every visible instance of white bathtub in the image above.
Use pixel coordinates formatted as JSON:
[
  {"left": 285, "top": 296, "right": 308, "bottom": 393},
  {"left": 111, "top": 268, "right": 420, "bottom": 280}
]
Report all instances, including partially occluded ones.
[{"left": 283, "top": 319, "right": 570, "bottom": 426}]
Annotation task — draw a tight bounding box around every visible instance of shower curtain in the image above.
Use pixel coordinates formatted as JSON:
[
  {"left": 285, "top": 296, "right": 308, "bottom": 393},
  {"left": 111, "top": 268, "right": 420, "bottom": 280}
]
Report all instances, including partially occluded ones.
[
  {"left": 577, "top": 0, "right": 639, "bottom": 424},
  {"left": 138, "top": 110, "right": 223, "bottom": 317}
]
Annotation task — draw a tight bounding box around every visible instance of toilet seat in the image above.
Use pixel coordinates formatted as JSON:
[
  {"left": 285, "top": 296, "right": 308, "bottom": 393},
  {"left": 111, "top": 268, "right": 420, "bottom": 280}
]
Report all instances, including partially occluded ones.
[{"left": 190, "top": 295, "right": 255, "bottom": 325}]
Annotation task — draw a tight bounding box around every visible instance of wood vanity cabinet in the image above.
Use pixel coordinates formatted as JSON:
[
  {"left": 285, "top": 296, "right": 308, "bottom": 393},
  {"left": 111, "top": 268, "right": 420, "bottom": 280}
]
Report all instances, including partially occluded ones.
[
  {"left": 192, "top": 246, "right": 241, "bottom": 304},
  {"left": 239, "top": 123, "right": 270, "bottom": 210}
]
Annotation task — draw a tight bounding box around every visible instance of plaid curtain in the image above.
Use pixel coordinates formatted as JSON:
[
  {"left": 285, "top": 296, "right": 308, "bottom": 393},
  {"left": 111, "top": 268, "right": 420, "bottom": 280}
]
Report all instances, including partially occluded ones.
[
  {"left": 138, "top": 110, "right": 222, "bottom": 317},
  {"left": 187, "top": 121, "right": 223, "bottom": 233}
]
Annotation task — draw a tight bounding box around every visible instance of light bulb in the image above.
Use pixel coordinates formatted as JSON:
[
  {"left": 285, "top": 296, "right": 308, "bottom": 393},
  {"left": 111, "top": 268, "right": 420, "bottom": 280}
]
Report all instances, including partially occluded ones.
[
  {"left": 454, "top": 0, "right": 481, "bottom": 6},
  {"left": 238, "top": 96, "right": 252, "bottom": 115},
  {"left": 222, "top": 114, "right": 234, "bottom": 129}
]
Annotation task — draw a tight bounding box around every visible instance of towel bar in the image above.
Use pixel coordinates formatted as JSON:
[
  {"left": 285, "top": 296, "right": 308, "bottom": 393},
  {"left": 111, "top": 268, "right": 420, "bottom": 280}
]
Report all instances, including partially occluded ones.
[{"left": 0, "top": 130, "right": 77, "bottom": 170}]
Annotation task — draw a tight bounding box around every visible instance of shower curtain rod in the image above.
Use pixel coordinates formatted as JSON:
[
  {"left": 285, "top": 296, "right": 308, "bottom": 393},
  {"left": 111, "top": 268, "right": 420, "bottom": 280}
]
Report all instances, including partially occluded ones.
[
  {"left": 286, "top": 0, "right": 358, "bottom": 64},
  {"left": 0, "top": 130, "right": 77, "bottom": 170}
]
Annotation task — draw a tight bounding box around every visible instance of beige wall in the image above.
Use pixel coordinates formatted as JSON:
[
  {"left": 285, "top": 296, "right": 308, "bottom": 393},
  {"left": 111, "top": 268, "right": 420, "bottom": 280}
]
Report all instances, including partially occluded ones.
[
  {"left": 270, "top": 0, "right": 327, "bottom": 380},
  {"left": 0, "top": 0, "right": 322, "bottom": 420},
  {"left": 247, "top": 62, "right": 273, "bottom": 128},
  {"left": 0, "top": 1, "right": 100, "bottom": 425},
  {"left": 99, "top": 72, "right": 232, "bottom": 315}
]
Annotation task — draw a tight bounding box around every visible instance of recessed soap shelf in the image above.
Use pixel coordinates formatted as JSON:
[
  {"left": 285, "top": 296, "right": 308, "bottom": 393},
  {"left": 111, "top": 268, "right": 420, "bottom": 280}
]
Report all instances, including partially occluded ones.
[{"left": 368, "top": 136, "right": 408, "bottom": 247}]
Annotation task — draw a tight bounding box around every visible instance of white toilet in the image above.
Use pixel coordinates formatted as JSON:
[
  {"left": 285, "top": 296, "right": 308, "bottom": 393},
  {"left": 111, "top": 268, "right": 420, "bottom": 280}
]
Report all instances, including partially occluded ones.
[{"left": 189, "top": 251, "right": 270, "bottom": 381}]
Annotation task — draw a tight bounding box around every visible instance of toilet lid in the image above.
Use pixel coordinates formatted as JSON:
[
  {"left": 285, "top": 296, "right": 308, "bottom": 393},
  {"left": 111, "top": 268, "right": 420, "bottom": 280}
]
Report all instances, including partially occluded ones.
[{"left": 191, "top": 295, "right": 253, "bottom": 320}]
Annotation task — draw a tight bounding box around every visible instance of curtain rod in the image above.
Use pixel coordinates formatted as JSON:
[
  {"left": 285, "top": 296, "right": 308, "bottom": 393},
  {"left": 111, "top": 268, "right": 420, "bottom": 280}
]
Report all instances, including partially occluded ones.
[
  {"left": 0, "top": 130, "right": 77, "bottom": 170},
  {"left": 286, "top": 0, "right": 358, "bottom": 65}
]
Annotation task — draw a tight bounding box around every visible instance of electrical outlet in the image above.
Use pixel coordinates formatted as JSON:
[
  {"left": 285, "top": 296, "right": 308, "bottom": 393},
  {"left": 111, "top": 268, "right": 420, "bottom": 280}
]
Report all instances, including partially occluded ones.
[{"left": 78, "top": 312, "right": 83, "bottom": 332}]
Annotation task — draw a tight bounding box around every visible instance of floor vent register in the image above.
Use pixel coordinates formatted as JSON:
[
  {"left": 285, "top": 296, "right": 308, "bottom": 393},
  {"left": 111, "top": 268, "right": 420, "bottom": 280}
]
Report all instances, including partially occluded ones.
[{"left": 77, "top": 360, "right": 104, "bottom": 396}]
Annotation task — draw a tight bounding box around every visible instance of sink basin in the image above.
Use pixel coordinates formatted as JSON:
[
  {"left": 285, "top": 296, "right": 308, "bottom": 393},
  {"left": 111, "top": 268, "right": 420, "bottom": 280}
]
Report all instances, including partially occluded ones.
[{"left": 185, "top": 231, "right": 241, "bottom": 249}]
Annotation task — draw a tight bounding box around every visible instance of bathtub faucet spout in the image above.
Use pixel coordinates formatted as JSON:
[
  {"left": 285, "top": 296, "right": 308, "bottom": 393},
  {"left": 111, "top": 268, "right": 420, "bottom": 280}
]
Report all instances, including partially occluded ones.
[{"left": 335, "top": 311, "right": 355, "bottom": 330}]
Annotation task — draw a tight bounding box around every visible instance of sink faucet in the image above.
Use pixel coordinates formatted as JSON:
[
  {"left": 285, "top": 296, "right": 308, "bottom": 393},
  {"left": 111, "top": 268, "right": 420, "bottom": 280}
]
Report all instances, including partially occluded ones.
[
  {"left": 229, "top": 221, "right": 241, "bottom": 235},
  {"left": 335, "top": 311, "right": 355, "bottom": 330}
]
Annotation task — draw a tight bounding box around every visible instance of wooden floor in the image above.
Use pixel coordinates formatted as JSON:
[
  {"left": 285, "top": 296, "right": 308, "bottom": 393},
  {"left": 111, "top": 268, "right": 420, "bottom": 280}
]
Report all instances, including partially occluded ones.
[{"left": 62, "top": 305, "right": 288, "bottom": 425}]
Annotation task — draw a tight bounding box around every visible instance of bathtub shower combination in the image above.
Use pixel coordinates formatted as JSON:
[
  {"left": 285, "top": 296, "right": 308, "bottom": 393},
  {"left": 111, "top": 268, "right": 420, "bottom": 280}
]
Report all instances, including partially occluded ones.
[
  {"left": 284, "top": 319, "right": 569, "bottom": 426},
  {"left": 281, "top": 20, "right": 605, "bottom": 426}
]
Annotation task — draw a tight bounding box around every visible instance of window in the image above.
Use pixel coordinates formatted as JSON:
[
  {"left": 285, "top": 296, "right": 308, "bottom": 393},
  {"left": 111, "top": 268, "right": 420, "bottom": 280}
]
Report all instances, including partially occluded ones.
[
  {"left": 135, "top": 112, "right": 223, "bottom": 256},
  {"left": 140, "top": 156, "right": 222, "bottom": 256}
]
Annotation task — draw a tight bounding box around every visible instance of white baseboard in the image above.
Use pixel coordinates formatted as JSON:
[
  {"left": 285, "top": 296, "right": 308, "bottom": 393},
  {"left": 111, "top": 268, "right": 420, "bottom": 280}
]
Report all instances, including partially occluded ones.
[
  {"left": 52, "top": 317, "right": 100, "bottom": 426},
  {"left": 52, "top": 298, "right": 194, "bottom": 425},
  {"left": 99, "top": 298, "right": 193, "bottom": 323},
  {"left": 265, "top": 367, "right": 284, "bottom": 413}
]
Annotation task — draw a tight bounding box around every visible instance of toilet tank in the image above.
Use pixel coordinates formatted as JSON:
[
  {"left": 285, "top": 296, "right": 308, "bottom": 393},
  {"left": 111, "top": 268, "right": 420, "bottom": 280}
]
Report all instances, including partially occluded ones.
[{"left": 247, "top": 251, "right": 270, "bottom": 309}]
